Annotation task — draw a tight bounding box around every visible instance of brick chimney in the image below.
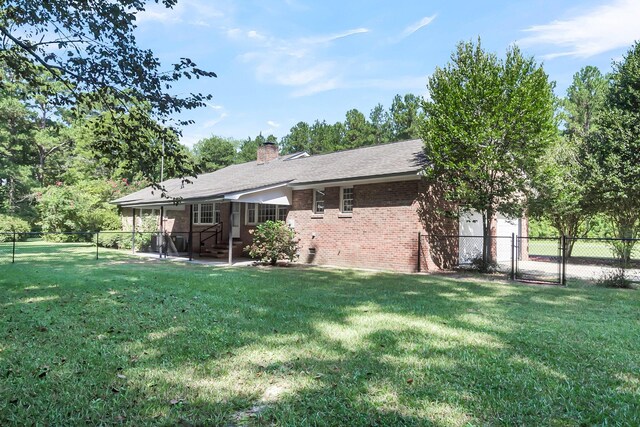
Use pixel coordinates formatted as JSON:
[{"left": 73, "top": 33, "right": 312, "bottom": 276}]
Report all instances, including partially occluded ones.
[{"left": 257, "top": 141, "right": 279, "bottom": 164}]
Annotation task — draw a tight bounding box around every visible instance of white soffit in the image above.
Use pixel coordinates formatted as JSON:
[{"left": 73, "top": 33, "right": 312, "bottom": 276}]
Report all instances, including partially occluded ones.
[{"left": 224, "top": 185, "right": 292, "bottom": 205}]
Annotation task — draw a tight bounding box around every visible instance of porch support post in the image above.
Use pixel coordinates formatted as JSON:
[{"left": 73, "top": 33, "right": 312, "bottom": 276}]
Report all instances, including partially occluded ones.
[
  {"left": 189, "top": 204, "right": 193, "bottom": 261},
  {"left": 131, "top": 208, "right": 136, "bottom": 254},
  {"left": 228, "top": 202, "right": 233, "bottom": 265}
]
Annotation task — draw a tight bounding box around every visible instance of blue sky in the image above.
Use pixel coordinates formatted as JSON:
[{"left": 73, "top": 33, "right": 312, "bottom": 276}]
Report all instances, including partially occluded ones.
[{"left": 133, "top": 0, "right": 640, "bottom": 147}]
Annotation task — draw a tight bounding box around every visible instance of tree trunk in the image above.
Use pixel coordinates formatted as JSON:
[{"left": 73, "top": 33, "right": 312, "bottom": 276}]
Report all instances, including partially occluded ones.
[
  {"left": 8, "top": 176, "right": 16, "bottom": 214},
  {"left": 482, "top": 209, "right": 495, "bottom": 271}
]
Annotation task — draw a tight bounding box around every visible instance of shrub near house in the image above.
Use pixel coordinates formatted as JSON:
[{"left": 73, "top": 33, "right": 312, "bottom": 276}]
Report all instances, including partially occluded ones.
[{"left": 245, "top": 220, "right": 299, "bottom": 265}]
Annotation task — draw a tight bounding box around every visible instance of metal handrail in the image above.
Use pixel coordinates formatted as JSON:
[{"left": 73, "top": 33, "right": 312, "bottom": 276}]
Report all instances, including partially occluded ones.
[{"left": 199, "top": 222, "right": 223, "bottom": 255}]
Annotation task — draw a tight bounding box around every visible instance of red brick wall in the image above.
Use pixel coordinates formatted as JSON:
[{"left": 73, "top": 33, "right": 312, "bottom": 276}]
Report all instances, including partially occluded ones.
[
  {"left": 288, "top": 180, "right": 456, "bottom": 273},
  {"left": 118, "top": 181, "right": 461, "bottom": 270}
]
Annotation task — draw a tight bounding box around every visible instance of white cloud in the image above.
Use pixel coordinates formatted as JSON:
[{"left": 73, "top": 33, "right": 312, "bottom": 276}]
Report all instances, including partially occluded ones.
[
  {"left": 267, "top": 120, "right": 280, "bottom": 128},
  {"left": 520, "top": 0, "right": 640, "bottom": 58},
  {"left": 234, "top": 27, "right": 370, "bottom": 96},
  {"left": 136, "top": 0, "right": 225, "bottom": 27},
  {"left": 401, "top": 15, "right": 437, "bottom": 39},
  {"left": 202, "top": 112, "right": 229, "bottom": 129},
  {"left": 301, "top": 28, "right": 370, "bottom": 44},
  {"left": 291, "top": 78, "right": 341, "bottom": 97}
]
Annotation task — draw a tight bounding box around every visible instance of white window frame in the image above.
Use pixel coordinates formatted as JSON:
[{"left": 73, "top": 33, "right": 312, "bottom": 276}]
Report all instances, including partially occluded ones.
[
  {"left": 246, "top": 203, "right": 256, "bottom": 225},
  {"left": 313, "top": 188, "right": 325, "bottom": 215},
  {"left": 193, "top": 203, "right": 220, "bottom": 225},
  {"left": 340, "top": 187, "right": 354, "bottom": 214},
  {"left": 245, "top": 203, "right": 289, "bottom": 225}
]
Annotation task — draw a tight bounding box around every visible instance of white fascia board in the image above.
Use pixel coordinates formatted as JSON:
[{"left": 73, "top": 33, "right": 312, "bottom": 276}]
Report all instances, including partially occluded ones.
[
  {"left": 117, "top": 200, "right": 184, "bottom": 208},
  {"left": 224, "top": 183, "right": 292, "bottom": 205},
  {"left": 288, "top": 172, "right": 421, "bottom": 190},
  {"left": 117, "top": 197, "right": 224, "bottom": 208}
]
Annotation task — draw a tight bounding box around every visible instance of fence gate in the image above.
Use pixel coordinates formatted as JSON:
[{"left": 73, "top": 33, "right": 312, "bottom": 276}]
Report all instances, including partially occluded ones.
[{"left": 515, "top": 236, "right": 563, "bottom": 285}]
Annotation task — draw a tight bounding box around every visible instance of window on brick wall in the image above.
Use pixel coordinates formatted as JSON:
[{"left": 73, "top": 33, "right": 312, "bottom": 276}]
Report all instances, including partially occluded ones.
[
  {"left": 193, "top": 203, "right": 220, "bottom": 224},
  {"left": 246, "top": 204, "right": 288, "bottom": 224},
  {"left": 340, "top": 187, "right": 353, "bottom": 213},
  {"left": 313, "top": 189, "right": 325, "bottom": 214}
]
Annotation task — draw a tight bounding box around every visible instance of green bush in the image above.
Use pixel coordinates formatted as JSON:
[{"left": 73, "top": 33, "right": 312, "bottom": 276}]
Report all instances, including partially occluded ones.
[
  {"left": 596, "top": 268, "right": 635, "bottom": 289},
  {"left": 0, "top": 214, "right": 31, "bottom": 242},
  {"left": 244, "top": 220, "right": 299, "bottom": 265},
  {"left": 98, "top": 216, "right": 157, "bottom": 251},
  {"left": 37, "top": 181, "right": 125, "bottom": 241}
]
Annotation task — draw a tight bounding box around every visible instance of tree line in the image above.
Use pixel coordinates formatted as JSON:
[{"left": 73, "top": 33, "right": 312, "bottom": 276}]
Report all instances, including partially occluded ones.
[{"left": 191, "top": 93, "right": 423, "bottom": 172}]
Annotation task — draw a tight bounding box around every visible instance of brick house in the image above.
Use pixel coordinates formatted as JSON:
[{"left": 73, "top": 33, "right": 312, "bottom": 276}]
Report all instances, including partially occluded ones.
[{"left": 112, "top": 139, "right": 524, "bottom": 272}]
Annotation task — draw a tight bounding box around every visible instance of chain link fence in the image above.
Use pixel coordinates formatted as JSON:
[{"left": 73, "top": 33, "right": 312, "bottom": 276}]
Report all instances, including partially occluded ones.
[
  {"left": 0, "top": 230, "right": 197, "bottom": 264},
  {"left": 419, "top": 234, "right": 640, "bottom": 286},
  {"left": 564, "top": 237, "right": 640, "bottom": 285}
]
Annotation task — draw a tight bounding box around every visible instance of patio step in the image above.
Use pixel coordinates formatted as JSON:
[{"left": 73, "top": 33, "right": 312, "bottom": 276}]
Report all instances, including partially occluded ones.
[{"left": 200, "top": 240, "right": 243, "bottom": 258}]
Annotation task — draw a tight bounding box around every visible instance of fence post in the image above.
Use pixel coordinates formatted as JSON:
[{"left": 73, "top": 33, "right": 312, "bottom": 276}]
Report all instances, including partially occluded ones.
[
  {"left": 188, "top": 204, "right": 193, "bottom": 261},
  {"left": 132, "top": 209, "right": 136, "bottom": 255},
  {"left": 561, "top": 235, "right": 567, "bottom": 286},
  {"left": 12, "top": 230, "right": 16, "bottom": 264},
  {"left": 96, "top": 231, "right": 99, "bottom": 260},
  {"left": 417, "top": 232, "right": 421, "bottom": 272},
  {"left": 511, "top": 232, "right": 515, "bottom": 280}
]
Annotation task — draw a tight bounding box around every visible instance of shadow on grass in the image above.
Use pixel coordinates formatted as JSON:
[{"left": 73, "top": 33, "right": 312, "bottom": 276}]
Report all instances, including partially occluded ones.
[{"left": 1, "top": 249, "right": 639, "bottom": 425}]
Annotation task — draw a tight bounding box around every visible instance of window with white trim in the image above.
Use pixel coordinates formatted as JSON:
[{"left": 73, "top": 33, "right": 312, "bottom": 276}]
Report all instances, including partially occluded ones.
[
  {"left": 247, "top": 204, "right": 256, "bottom": 224},
  {"left": 313, "top": 189, "right": 325, "bottom": 214},
  {"left": 340, "top": 187, "right": 354, "bottom": 213},
  {"left": 245, "top": 204, "right": 288, "bottom": 225},
  {"left": 193, "top": 203, "right": 220, "bottom": 224}
]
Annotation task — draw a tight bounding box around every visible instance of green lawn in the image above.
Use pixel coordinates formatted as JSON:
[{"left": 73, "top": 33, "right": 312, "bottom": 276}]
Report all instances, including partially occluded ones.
[
  {"left": 1, "top": 246, "right": 639, "bottom": 426},
  {"left": 528, "top": 238, "right": 640, "bottom": 260}
]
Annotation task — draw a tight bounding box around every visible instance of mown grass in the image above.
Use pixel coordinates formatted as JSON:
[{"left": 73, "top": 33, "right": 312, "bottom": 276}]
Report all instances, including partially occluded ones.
[
  {"left": 528, "top": 239, "right": 640, "bottom": 260},
  {"left": 1, "top": 245, "right": 639, "bottom": 426}
]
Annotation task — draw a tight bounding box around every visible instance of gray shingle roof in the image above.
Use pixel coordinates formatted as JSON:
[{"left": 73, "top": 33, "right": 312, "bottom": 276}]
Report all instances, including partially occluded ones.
[{"left": 112, "top": 139, "right": 426, "bottom": 206}]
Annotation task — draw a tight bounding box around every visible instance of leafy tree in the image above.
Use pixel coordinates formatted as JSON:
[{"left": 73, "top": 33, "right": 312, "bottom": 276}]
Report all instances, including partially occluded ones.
[
  {"left": 343, "top": 109, "right": 374, "bottom": 148},
  {"left": 192, "top": 135, "right": 238, "bottom": 172},
  {"left": 281, "top": 121, "right": 312, "bottom": 154},
  {"left": 390, "top": 94, "right": 422, "bottom": 140},
  {"left": 564, "top": 66, "right": 608, "bottom": 141},
  {"left": 37, "top": 180, "right": 128, "bottom": 240},
  {"left": 311, "top": 120, "right": 345, "bottom": 154},
  {"left": 529, "top": 67, "right": 608, "bottom": 254},
  {"left": 529, "top": 137, "right": 586, "bottom": 253},
  {"left": 369, "top": 103, "right": 393, "bottom": 144},
  {"left": 421, "top": 39, "right": 557, "bottom": 266},
  {"left": 0, "top": 213, "right": 30, "bottom": 241},
  {"left": 0, "top": 79, "right": 37, "bottom": 217},
  {"left": 0, "top": 0, "right": 216, "bottom": 185},
  {"left": 25, "top": 76, "right": 76, "bottom": 186},
  {"left": 582, "top": 41, "right": 640, "bottom": 265},
  {"left": 236, "top": 136, "right": 259, "bottom": 163}
]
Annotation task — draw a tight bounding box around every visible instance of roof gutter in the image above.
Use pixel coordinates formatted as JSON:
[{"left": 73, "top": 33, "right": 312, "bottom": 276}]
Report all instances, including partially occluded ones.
[{"left": 287, "top": 171, "right": 421, "bottom": 190}]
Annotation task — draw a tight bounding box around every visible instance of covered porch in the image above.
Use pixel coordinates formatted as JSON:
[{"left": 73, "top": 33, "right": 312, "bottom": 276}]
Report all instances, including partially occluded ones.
[{"left": 118, "top": 183, "right": 292, "bottom": 264}]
